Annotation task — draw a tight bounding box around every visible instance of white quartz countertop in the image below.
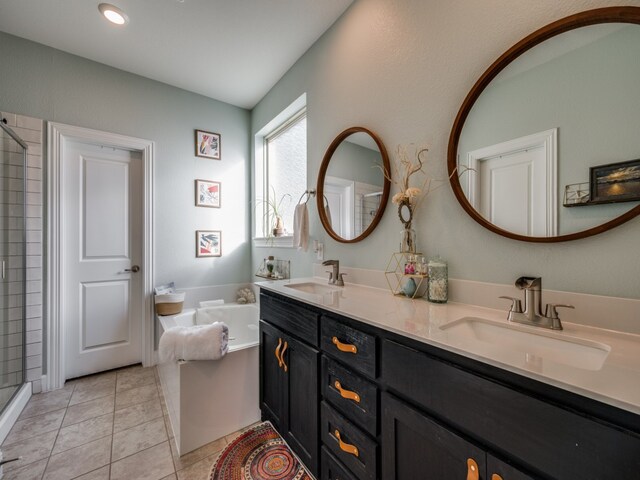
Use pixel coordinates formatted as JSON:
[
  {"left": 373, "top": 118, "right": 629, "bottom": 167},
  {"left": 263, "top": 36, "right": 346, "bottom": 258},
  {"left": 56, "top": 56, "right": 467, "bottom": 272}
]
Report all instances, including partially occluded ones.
[{"left": 257, "top": 277, "right": 640, "bottom": 416}]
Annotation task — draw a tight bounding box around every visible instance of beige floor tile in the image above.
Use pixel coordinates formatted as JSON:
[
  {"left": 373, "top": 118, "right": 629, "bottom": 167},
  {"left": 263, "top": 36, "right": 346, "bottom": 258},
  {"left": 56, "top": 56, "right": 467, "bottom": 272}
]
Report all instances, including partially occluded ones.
[
  {"left": 7, "top": 457, "right": 48, "bottom": 480},
  {"left": 74, "top": 464, "right": 110, "bottom": 479},
  {"left": 176, "top": 452, "right": 219, "bottom": 480},
  {"left": 115, "top": 383, "right": 158, "bottom": 410},
  {"left": 62, "top": 395, "right": 115, "bottom": 427},
  {"left": 1, "top": 430, "right": 57, "bottom": 472},
  {"left": 112, "top": 417, "right": 168, "bottom": 461},
  {"left": 116, "top": 367, "right": 156, "bottom": 392},
  {"left": 43, "top": 435, "right": 112, "bottom": 480},
  {"left": 68, "top": 371, "right": 117, "bottom": 393},
  {"left": 52, "top": 412, "right": 113, "bottom": 455},
  {"left": 160, "top": 475, "right": 177, "bottom": 480},
  {"left": 224, "top": 421, "right": 261, "bottom": 443},
  {"left": 113, "top": 398, "right": 163, "bottom": 433},
  {"left": 19, "top": 389, "right": 72, "bottom": 420},
  {"left": 69, "top": 382, "right": 115, "bottom": 406},
  {"left": 110, "top": 441, "right": 175, "bottom": 480},
  {"left": 3, "top": 408, "right": 65, "bottom": 446},
  {"left": 170, "top": 435, "right": 227, "bottom": 471},
  {"left": 164, "top": 414, "right": 174, "bottom": 439}
]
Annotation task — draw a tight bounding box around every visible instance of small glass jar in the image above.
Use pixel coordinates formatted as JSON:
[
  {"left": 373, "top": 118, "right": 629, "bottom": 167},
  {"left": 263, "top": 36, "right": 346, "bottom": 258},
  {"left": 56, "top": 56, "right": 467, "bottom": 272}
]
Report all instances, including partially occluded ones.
[
  {"left": 427, "top": 256, "right": 448, "bottom": 303},
  {"left": 404, "top": 254, "right": 416, "bottom": 274},
  {"left": 400, "top": 227, "right": 417, "bottom": 253},
  {"left": 266, "top": 256, "right": 275, "bottom": 277},
  {"left": 418, "top": 256, "right": 428, "bottom": 275}
]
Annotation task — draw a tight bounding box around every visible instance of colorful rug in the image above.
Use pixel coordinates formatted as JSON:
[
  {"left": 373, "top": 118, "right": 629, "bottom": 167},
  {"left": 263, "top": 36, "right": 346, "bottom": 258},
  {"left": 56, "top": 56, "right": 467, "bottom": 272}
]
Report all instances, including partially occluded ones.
[{"left": 210, "top": 422, "right": 313, "bottom": 480}]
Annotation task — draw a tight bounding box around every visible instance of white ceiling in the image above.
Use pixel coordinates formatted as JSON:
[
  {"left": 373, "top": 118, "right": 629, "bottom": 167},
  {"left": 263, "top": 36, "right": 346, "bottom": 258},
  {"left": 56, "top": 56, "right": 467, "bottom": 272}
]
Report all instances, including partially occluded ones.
[{"left": 0, "top": 0, "right": 353, "bottom": 109}]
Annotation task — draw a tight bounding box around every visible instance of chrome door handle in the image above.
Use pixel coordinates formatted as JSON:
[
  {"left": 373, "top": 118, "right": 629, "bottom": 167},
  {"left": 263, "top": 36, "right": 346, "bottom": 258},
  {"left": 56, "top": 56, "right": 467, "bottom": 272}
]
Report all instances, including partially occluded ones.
[{"left": 124, "top": 265, "right": 140, "bottom": 273}]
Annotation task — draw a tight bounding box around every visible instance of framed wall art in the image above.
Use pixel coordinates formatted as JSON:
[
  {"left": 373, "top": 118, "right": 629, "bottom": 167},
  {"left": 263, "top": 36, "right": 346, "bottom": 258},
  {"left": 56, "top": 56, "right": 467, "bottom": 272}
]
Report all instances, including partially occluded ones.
[
  {"left": 196, "top": 230, "right": 221, "bottom": 257},
  {"left": 195, "top": 179, "right": 221, "bottom": 208},
  {"left": 590, "top": 159, "right": 640, "bottom": 204},
  {"left": 195, "top": 129, "right": 221, "bottom": 159}
]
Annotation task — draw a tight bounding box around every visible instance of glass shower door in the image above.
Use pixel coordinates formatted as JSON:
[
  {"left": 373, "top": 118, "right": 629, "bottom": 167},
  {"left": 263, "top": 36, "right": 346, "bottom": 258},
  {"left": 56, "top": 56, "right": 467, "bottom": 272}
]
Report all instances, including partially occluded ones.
[{"left": 0, "top": 121, "right": 27, "bottom": 413}]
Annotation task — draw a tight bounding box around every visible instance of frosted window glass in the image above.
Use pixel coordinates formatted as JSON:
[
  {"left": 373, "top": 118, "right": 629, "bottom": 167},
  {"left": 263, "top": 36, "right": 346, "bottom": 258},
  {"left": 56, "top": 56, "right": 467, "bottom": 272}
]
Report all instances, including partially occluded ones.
[{"left": 267, "top": 117, "right": 307, "bottom": 235}]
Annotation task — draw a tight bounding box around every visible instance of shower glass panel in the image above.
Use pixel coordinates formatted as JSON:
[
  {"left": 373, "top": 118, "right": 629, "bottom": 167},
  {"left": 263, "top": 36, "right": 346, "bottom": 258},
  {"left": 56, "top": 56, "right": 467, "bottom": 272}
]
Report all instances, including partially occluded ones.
[{"left": 0, "top": 121, "right": 27, "bottom": 413}]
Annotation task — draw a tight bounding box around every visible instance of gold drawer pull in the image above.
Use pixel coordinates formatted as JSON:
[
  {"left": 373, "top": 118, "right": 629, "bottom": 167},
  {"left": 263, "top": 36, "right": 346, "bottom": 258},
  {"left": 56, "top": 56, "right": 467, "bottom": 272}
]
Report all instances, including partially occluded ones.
[
  {"left": 275, "top": 338, "right": 283, "bottom": 368},
  {"left": 491, "top": 475, "right": 504, "bottom": 480},
  {"left": 467, "top": 458, "right": 479, "bottom": 480},
  {"left": 334, "top": 380, "right": 360, "bottom": 403},
  {"left": 332, "top": 336, "right": 357, "bottom": 354},
  {"left": 334, "top": 429, "right": 359, "bottom": 457},
  {"left": 280, "top": 341, "right": 289, "bottom": 373}
]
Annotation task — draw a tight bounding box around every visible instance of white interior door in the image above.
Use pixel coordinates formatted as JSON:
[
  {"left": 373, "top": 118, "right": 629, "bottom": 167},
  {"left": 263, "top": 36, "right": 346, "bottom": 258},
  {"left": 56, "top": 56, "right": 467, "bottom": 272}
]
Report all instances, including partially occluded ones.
[
  {"left": 63, "top": 140, "right": 143, "bottom": 379},
  {"left": 325, "top": 176, "right": 355, "bottom": 238}
]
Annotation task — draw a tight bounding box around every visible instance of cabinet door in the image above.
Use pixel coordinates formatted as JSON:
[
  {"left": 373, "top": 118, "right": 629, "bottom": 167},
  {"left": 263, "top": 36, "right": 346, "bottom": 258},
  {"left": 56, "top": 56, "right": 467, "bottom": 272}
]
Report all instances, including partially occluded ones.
[
  {"left": 381, "top": 392, "right": 486, "bottom": 480},
  {"left": 281, "top": 333, "right": 320, "bottom": 476},
  {"left": 487, "top": 455, "right": 536, "bottom": 480},
  {"left": 259, "top": 320, "right": 285, "bottom": 429}
]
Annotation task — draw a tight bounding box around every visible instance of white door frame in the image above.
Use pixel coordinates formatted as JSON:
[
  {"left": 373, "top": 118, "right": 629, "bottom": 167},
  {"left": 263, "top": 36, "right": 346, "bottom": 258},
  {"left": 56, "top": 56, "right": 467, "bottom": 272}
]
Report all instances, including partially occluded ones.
[
  {"left": 467, "top": 128, "right": 558, "bottom": 237},
  {"left": 46, "top": 122, "right": 154, "bottom": 391}
]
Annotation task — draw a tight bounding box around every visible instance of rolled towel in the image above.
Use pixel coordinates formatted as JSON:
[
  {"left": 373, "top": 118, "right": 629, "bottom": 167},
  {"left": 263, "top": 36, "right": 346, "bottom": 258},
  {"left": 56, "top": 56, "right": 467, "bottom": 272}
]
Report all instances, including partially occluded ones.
[
  {"left": 159, "top": 321, "right": 229, "bottom": 362},
  {"left": 293, "top": 203, "right": 309, "bottom": 251}
]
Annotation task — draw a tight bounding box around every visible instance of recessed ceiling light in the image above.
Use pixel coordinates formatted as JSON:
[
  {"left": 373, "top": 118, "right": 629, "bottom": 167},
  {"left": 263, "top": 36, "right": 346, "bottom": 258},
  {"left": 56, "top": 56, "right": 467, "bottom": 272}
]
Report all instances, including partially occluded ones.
[{"left": 98, "top": 3, "right": 129, "bottom": 25}]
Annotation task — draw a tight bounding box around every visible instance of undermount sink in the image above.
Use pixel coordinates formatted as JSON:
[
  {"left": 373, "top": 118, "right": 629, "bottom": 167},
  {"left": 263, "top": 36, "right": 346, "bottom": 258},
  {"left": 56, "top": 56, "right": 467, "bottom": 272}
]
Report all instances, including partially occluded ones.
[
  {"left": 284, "top": 282, "right": 341, "bottom": 295},
  {"left": 440, "top": 317, "right": 611, "bottom": 371}
]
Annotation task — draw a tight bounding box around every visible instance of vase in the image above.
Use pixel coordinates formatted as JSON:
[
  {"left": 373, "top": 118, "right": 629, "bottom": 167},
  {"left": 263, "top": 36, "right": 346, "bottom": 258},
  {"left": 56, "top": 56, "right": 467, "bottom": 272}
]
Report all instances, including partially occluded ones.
[
  {"left": 427, "top": 256, "right": 448, "bottom": 303},
  {"left": 399, "top": 227, "right": 417, "bottom": 253},
  {"left": 273, "top": 216, "right": 285, "bottom": 237}
]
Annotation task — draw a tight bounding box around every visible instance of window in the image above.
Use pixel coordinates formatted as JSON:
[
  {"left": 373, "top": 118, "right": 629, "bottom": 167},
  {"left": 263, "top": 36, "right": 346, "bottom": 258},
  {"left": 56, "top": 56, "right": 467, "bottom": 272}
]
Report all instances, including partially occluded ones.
[{"left": 255, "top": 98, "right": 307, "bottom": 242}]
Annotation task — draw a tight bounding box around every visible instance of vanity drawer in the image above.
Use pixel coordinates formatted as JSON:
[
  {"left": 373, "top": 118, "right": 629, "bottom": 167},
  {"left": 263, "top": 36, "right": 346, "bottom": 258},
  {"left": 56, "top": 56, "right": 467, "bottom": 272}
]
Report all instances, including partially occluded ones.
[
  {"left": 381, "top": 339, "right": 640, "bottom": 480},
  {"left": 321, "top": 402, "right": 377, "bottom": 480},
  {"left": 260, "top": 292, "right": 319, "bottom": 347},
  {"left": 321, "top": 356, "right": 377, "bottom": 436},
  {"left": 321, "top": 447, "right": 358, "bottom": 480},
  {"left": 321, "top": 316, "right": 377, "bottom": 379}
]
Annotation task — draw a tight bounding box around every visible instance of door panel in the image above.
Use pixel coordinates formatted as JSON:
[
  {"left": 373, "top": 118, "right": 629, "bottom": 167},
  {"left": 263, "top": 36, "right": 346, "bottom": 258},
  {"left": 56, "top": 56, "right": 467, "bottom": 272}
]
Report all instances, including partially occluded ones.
[
  {"left": 64, "top": 140, "right": 142, "bottom": 379},
  {"left": 259, "top": 321, "right": 284, "bottom": 428}
]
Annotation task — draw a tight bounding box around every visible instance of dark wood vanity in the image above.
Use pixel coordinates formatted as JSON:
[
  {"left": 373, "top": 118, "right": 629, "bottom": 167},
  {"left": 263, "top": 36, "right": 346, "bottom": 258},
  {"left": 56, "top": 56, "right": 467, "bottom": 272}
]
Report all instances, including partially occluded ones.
[{"left": 259, "top": 289, "right": 640, "bottom": 480}]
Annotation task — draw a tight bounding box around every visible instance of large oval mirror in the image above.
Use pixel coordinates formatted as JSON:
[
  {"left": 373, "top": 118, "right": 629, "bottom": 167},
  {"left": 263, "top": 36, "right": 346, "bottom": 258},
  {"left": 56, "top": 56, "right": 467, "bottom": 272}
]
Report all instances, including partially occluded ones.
[
  {"left": 448, "top": 7, "right": 640, "bottom": 242},
  {"left": 317, "top": 127, "right": 390, "bottom": 243}
]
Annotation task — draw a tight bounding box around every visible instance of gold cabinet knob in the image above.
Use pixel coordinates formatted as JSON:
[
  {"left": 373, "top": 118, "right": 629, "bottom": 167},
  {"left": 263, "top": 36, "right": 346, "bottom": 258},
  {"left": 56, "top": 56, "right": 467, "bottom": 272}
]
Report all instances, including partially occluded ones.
[
  {"left": 334, "top": 380, "right": 361, "bottom": 403},
  {"left": 274, "top": 338, "right": 283, "bottom": 368},
  {"left": 280, "top": 341, "right": 289, "bottom": 372},
  {"left": 334, "top": 429, "right": 359, "bottom": 457},
  {"left": 332, "top": 336, "right": 357, "bottom": 354},
  {"left": 467, "top": 458, "right": 479, "bottom": 480}
]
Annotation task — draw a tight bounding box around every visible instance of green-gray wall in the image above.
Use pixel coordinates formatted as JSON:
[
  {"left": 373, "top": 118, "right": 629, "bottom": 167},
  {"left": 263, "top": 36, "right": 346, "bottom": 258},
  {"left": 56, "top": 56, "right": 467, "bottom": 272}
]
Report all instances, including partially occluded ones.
[
  {"left": 251, "top": 0, "right": 640, "bottom": 299},
  {"left": 0, "top": 31, "right": 251, "bottom": 288}
]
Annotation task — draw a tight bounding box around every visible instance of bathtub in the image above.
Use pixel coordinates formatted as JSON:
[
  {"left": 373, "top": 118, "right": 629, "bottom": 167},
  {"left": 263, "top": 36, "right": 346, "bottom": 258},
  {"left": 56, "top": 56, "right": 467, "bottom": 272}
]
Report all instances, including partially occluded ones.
[{"left": 157, "top": 303, "right": 260, "bottom": 455}]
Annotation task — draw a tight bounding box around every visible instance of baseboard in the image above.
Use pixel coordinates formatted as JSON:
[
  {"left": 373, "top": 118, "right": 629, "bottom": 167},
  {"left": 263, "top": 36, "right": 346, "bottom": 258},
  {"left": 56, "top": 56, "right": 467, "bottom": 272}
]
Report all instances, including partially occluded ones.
[{"left": 0, "top": 383, "right": 32, "bottom": 444}]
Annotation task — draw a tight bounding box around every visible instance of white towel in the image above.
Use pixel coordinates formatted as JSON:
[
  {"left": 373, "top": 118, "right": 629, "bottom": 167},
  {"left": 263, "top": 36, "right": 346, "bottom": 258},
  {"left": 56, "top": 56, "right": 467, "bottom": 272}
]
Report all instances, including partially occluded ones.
[
  {"left": 293, "top": 203, "right": 309, "bottom": 251},
  {"left": 158, "top": 322, "right": 229, "bottom": 362}
]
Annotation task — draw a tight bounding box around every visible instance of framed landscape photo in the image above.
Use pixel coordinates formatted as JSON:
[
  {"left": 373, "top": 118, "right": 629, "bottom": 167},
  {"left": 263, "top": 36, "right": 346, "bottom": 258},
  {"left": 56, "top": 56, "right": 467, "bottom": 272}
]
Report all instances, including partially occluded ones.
[
  {"left": 195, "top": 129, "right": 221, "bottom": 159},
  {"left": 195, "top": 179, "right": 221, "bottom": 208},
  {"left": 590, "top": 159, "right": 640, "bottom": 204},
  {"left": 196, "top": 230, "right": 221, "bottom": 257}
]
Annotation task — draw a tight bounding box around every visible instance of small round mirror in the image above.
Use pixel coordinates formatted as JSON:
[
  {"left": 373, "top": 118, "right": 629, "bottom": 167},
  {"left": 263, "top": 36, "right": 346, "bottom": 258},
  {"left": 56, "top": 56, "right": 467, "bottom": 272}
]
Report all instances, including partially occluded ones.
[
  {"left": 317, "top": 127, "right": 391, "bottom": 243},
  {"left": 398, "top": 201, "right": 412, "bottom": 228}
]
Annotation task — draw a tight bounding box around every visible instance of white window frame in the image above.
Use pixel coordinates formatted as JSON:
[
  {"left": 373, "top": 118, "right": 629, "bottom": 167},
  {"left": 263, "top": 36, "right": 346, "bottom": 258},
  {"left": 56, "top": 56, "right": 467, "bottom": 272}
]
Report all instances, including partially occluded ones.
[{"left": 253, "top": 94, "right": 307, "bottom": 248}]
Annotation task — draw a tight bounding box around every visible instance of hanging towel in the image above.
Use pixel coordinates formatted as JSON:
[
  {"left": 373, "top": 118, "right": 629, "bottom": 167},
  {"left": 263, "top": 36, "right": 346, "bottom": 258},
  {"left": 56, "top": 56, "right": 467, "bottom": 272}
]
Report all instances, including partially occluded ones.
[
  {"left": 324, "top": 202, "right": 333, "bottom": 228},
  {"left": 158, "top": 322, "right": 229, "bottom": 362},
  {"left": 293, "top": 203, "right": 309, "bottom": 251}
]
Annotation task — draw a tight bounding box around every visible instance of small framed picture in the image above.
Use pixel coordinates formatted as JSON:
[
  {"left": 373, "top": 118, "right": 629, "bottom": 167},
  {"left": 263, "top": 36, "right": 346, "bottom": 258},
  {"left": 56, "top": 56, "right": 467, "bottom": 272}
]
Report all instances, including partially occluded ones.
[
  {"left": 196, "top": 230, "right": 221, "bottom": 257},
  {"left": 195, "top": 129, "right": 221, "bottom": 159},
  {"left": 590, "top": 159, "right": 640, "bottom": 204},
  {"left": 195, "top": 179, "right": 221, "bottom": 208}
]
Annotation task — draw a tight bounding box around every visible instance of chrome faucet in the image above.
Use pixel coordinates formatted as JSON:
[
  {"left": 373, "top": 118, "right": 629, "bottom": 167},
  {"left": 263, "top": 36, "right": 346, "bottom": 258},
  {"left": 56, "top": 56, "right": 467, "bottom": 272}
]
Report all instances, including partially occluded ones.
[
  {"left": 499, "top": 276, "right": 574, "bottom": 330},
  {"left": 322, "top": 259, "right": 346, "bottom": 286}
]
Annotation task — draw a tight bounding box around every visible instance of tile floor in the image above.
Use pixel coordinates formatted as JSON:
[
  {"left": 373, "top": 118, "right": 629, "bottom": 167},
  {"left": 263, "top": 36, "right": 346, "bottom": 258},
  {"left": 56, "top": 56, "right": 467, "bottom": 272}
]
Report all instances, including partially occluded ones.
[{"left": 1, "top": 365, "right": 250, "bottom": 480}]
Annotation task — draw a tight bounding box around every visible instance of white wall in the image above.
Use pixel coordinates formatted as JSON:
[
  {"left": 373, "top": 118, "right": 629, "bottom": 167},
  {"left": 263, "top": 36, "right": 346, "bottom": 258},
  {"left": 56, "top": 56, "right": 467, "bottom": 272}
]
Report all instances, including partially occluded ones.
[
  {"left": 251, "top": 0, "right": 640, "bottom": 300},
  {"left": 0, "top": 32, "right": 252, "bottom": 289}
]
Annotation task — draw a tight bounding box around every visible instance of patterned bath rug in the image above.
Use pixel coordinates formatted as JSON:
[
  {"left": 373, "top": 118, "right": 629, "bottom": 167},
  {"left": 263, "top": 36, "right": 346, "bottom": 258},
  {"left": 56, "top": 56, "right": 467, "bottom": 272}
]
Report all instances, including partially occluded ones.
[{"left": 210, "top": 421, "right": 313, "bottom": 480}]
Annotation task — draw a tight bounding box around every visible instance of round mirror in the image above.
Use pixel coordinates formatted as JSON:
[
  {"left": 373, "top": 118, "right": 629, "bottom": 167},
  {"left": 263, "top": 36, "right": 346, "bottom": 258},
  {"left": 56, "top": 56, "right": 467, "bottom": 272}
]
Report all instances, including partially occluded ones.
[
  {"left": 398, "top": 201, "right": 412, "bottom": 228},
  {"left": 448, "top": 7, "right": 640, "bottom": 242},
  {"left": 317, "top": 127, "right": 391, "bottom": 242}
]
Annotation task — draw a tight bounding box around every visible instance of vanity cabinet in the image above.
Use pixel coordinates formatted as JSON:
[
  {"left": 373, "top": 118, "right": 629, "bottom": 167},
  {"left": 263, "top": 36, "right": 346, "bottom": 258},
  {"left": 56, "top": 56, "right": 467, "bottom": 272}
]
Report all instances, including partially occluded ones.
[
  {"left": 258, "top": 289, "right": 640, "bottom": 480},
  {"left": 259, "top": 294, "right": 320, "bottom": 476}
]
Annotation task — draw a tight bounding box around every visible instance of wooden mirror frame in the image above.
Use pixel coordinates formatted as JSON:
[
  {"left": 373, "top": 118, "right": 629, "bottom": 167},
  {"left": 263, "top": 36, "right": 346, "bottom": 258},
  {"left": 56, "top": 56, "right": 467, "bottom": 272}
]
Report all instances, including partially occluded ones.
[
  {"left": 317, "top": 126, "right": 391, "bottom": 243},
  {"left": 447, "top": 6, "right": 640, "bottom": 243}
]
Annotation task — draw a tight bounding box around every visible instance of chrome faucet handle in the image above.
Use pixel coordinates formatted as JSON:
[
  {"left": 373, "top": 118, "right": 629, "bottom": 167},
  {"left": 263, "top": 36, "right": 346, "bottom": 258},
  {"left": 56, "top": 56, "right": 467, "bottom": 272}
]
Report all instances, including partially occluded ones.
[
  {"left": 336, "top": 273, "right": 347, "bottom": 287},
  {"left": 544, "top": 303, "right": 574, "bottom": 319},
  {"left": 499, "top": 296, "right": 523, "bottom": 313}
]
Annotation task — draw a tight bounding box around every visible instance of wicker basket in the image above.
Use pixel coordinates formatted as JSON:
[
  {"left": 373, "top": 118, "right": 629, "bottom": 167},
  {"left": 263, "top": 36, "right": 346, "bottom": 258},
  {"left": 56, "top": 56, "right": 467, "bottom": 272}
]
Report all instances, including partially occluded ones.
[{"left": 155, "top": 292, "right": 185, "bottom": 316}]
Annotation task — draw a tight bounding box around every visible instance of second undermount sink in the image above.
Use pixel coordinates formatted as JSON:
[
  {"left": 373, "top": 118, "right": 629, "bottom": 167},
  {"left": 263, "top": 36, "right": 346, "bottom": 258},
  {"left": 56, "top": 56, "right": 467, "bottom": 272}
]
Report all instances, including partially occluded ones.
[
  {"left": 440, "top": 317, "right": 611, "bottom": 371},
  {"left": 284, "top": 282, "right": 342, "bottom": 295}
]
